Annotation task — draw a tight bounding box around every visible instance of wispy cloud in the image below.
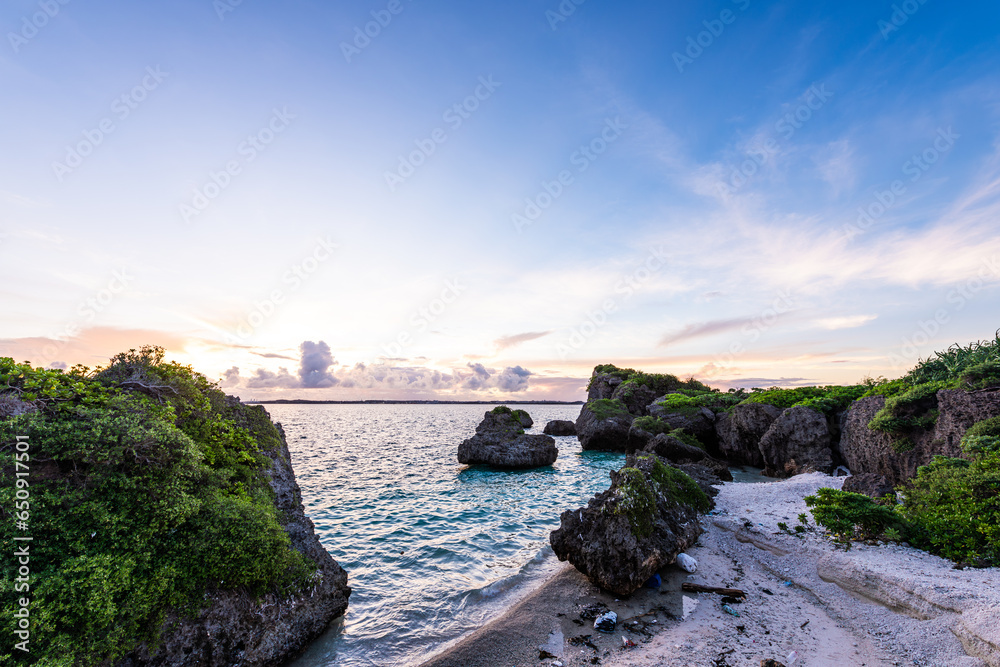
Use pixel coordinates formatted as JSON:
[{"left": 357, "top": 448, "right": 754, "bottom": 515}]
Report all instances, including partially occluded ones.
[
  {"left": 814, "top": 314, "right": 877, "bottom": 330},
  {"left": 494, "top": 331, "right": 551, "bottom": 350},
  {"left": 659, "top": 317, "right": 748, "bottom": 347}
]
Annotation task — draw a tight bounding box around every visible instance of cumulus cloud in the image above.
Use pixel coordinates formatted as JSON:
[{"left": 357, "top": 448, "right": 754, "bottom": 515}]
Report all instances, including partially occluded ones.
[
  {"left": 220, "top": 366, "right": 240, "bottom": 387},
  {"left": 298, "top": 341, "right": 339, "bottom": 388},
  {"left": 246, "top": 367, "right": 299, "bottom": 388},
  {"left": 226, "top": 342, "right": 534, "bottom": 394}
]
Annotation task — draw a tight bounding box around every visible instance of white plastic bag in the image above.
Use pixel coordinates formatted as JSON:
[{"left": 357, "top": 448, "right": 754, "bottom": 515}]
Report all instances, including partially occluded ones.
[{"left": 676, "top": 552, "right": 698, "bottom": 573}]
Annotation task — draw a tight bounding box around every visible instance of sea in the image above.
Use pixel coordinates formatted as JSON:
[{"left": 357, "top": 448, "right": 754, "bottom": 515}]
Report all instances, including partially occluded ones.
[{"left": 272, "top": 403, "right": 624, "bottom": 667}]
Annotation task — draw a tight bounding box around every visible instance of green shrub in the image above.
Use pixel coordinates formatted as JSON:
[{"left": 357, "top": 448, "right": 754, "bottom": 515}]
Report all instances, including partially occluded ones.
[
  {"left": 962, "top": 417, "right": 1000, "bottom": 457},
  {"left": 795, "top": 385, "right": 870, "bottom": 415},
  {"left": 905, "top": 329, "right": 1000, "bottom": 385},
  {"left": 653, "top": 394, "right": 700, "bottom": 415},
  {"left": 804, "top": 488, "right": 901, "bottom": 542},
  {"left": 741, "top": 386, "right": 829, "bottom": 409},
  {"left": 959, "top": 361, "right": 1000, "bottom": 390},
  {"left": 0, "top": 348, "right": 317, "bottom": 666},
  {"left": 898, "top": 452, "right": 1000, "bottom": 566},
  {"left": 490, "top": 405, "right": 530, "bottom": 424},
  {"left": 867, "top": 381, "right": 945, "bottom": 449},
  {"left": 586, "top": 398, "right": 630, "bottom": 421},
  {"left": 860, "top": 377, "right": 912, "bottom": 399}
]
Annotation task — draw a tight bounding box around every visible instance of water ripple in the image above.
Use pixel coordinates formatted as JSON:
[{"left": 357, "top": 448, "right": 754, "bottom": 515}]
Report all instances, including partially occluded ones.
[{"left": 276, "top": 404, "right": 622, "bottom": 667}]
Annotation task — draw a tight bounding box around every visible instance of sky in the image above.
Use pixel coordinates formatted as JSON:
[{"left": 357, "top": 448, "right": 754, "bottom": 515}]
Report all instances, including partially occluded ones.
[{"left": 2, "top": 0, "right": 1000, "bottom": 401}]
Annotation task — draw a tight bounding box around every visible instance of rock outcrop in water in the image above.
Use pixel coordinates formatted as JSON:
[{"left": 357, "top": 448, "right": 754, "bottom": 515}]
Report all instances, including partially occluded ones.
[
  {"left": 458, "top": 408, "right": 557, "bottom": 468},
  {"left": 120, "top": 413, "right": 351, "bottom": 667},
  {"left": 575, "top": 398, "right": 634, "bottom": 452},
  {"left": 543, "top": 419, "right": 577, "bottom": 436},
  {"left": 550, "top": 454, "right": 711, "bottom": 596}
]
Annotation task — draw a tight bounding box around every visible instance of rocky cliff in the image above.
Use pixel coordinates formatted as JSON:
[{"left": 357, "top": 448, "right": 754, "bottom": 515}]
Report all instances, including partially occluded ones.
[
  {"left": 119, "top": 413, "right": 351, "bottom": 667},
  {"left": 838, "top": 389, "right": 1000, "bottom": 485}
]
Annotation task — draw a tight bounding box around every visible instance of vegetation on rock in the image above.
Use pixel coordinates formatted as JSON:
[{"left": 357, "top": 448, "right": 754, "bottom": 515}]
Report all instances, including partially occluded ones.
[
  {"left": 609, "top": 456, "right": 710, "bottom": 538},
  {"left": 0, "top": 347, "right": 319, "bottom": 666},
  {"left": 585, "top": 398, "right": 631, "bottom": 421}
]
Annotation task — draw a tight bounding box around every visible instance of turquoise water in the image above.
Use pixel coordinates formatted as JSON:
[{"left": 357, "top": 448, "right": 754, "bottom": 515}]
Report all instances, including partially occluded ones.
[{"left": 271, "top": 404, "right": 624, "bottom": 667}]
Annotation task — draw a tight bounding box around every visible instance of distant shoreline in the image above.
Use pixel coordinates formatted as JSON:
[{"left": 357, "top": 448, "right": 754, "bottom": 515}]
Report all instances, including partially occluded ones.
[{"left": 246, "top": 399, "right": 585, "bottom": 405}]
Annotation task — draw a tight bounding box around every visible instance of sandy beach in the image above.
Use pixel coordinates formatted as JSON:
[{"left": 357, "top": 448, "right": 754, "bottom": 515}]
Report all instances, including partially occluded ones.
[{"left": 419, "top": 473, "right": 1000, "bottom": 667}]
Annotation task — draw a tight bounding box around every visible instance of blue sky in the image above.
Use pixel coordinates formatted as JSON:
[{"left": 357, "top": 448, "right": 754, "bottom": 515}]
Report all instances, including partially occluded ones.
[{"left": 2, "top": 0, "right": 999, "bottom": 400}]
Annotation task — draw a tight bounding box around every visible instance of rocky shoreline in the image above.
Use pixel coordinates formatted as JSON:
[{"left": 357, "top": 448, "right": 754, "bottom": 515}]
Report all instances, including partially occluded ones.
[{"left": 418, "top": 473, "right": 1000, "bottom": 667}]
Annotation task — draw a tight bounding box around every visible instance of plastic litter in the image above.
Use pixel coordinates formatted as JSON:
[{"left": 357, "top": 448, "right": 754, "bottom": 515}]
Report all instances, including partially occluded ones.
[
  {"left": 788, "top": 649, "right": 799, "bottom": 664},
  {"left": 622, "top": 636, "right": 637, "bottom": 648},
  {"left": 644, "top": 573, "right": 662, "bottom": 589},
  {"left": 782, "top": 580, "right": 793, "bottom": 586},
  {"left": 722, "top": 604, "right": 740, "bottom": 617},
  {"left": 594, "top": 610, "right": 617, "bottom": 633},
  {"left": 676, "top": 553, "right": 698, "bottom": 573}
]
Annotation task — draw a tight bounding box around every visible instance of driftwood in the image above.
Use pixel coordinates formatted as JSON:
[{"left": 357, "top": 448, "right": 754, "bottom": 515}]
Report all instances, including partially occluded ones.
[{"left": 681, "top": 583, "right": 747, "bottom": 597}]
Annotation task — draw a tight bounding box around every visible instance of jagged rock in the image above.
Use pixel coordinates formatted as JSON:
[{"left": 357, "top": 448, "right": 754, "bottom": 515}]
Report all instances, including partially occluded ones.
[
  {"left": 758, "top": 406, "right": 833, "bottom": 477},
  {"left": 587, "top": 373, "right": 623, "bottom": 401},
  {"left": 550, "top": 454, "right": 710, "bottom": 596},
  {"left": 0, "top": 394, "right": 35, "bottom": 419},
  {"left": 674, "top": 463, "right": 723, "bottom": 498},
  {"left": 715, "top": 403, "right": 783, "bottom": 467},
  {"left": 643, "top": 432, "right": 707, "bottom": 462},
  {"left": 120, "top": 407, "right": 351, "bottom": 667},
  {"left": 647, "top": 397, "right": 717, "bottom": 447},
  {"left": 514, "top": 411, "right": 533, "bottom": 428},
  {"left": 842, "top": 473, "right": 895, "bottom": 500},
  {"left": 611, "top": 382, "right": 659, "bottom": 417},
  {"left": 543, "top": 420, "right": 577, "bottom": 436},
  {"left": 458, "top": 410, "right": 557, "bottom": 468},
  {"left": 575, "top": 400, "right": 634, "bottom": 452},
  {"left": 838, "top": 389, "right": 1000, "bottom": 485}
]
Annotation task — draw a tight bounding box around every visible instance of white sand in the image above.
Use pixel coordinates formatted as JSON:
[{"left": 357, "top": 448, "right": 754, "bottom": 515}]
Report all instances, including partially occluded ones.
[
  {"left": 421, "top": 473, "right": 1000, "bottom": 667},
  {"left": 600, "top": 473, "right": 1000, "bottom": 667}
]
